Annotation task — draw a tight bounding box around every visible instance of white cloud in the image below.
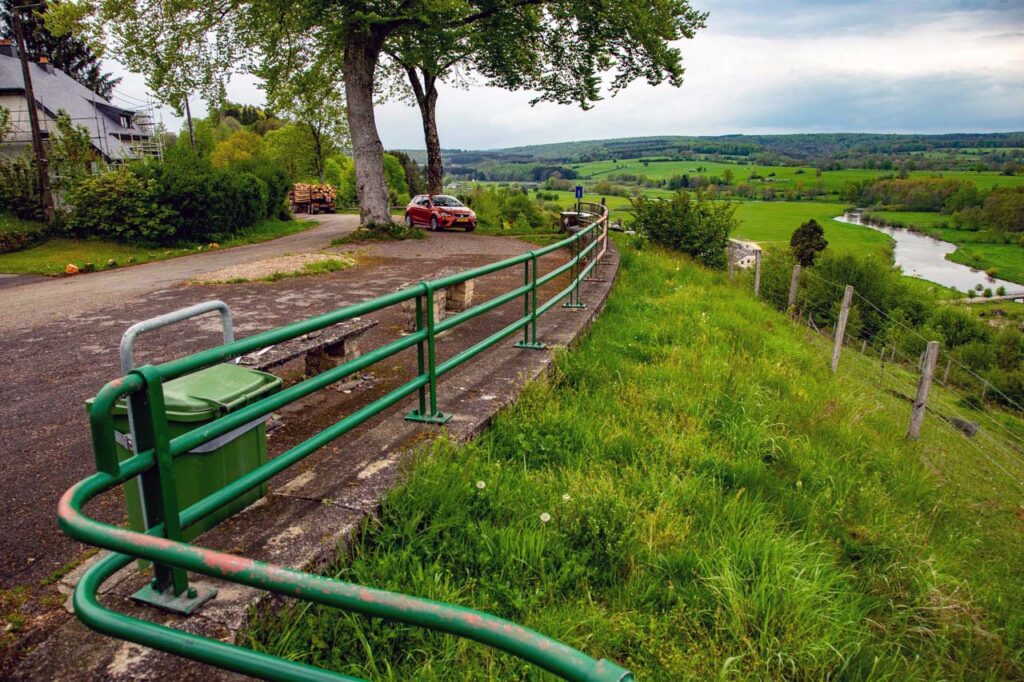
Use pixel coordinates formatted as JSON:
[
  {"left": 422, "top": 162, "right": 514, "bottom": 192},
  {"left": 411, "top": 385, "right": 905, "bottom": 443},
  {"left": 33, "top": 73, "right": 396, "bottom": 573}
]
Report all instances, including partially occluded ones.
[{"left": 106, "top": 1, "right": 1024, "bottom": 148}]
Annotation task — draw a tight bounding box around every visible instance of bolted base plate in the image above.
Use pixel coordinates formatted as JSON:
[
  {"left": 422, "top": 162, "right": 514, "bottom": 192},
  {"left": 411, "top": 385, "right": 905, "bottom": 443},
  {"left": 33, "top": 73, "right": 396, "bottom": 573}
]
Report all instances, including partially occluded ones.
[
  {"left": 405, "top": 409, "right": 452, "bottom": 424},
  {"left": 562, "top": 302, "right": 587, "bottom": 309},
  {"left": 132, "top": 583, "right": 217, "bottom": 615},
  {"left": 514, "top": 341, "right": 547, "bottom": 350}
]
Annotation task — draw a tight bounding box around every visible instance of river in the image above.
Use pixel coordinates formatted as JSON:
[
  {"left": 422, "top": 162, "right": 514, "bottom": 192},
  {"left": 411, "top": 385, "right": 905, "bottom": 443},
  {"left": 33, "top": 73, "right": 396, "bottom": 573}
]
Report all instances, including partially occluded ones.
[{"left": 834, "top": 211, "right": 1020, "bottom": 294}]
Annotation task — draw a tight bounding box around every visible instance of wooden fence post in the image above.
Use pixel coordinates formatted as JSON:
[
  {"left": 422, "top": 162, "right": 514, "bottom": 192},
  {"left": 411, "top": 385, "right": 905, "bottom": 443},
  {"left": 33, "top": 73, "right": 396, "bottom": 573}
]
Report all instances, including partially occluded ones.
[
  {"left": 728, "top": 242, "right": 735, "bottom": 281},
  {"left": 907, "top": 341, "right": 939, "bottom": 440},
  {"left": 788, "top": 263, "right": 801, "bottom": 311},
  {"left": 831, "top": 285, "right": 854, "bottom": 373},
  {"left": 753, "top": 250, "right": 762, "bottom": 297},
  {"left": 942, "top": 357, "right": 951, "bottom": 385}
]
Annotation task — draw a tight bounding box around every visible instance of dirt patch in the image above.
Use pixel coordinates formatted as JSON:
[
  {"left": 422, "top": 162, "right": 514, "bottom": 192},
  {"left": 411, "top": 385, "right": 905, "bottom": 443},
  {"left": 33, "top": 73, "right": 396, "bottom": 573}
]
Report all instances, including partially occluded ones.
[{"left": 192, "top": 253, "right": 356, "bottom": 284}]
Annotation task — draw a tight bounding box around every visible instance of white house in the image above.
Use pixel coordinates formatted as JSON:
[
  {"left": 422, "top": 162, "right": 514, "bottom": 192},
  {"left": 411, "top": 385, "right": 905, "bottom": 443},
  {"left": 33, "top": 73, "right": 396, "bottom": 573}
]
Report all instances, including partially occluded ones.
[{"left": 0, "top": 40, "right": 157, "bottom": 162}]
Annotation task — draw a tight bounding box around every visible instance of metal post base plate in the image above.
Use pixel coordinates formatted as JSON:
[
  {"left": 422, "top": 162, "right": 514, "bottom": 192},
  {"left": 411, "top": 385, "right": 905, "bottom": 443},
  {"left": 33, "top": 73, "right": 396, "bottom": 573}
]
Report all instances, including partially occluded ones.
[
  {"left": 405, "top": 410, "right": 452, "bottom": 424},
  {"left": 562, "top": 302, "right": 587, "bottom": 309},
  {"left": 132, "top": 583, "right": 217, "bottom": 615},
  {"left": 514, "top": 341, "right": 547, "bottom": 350}
]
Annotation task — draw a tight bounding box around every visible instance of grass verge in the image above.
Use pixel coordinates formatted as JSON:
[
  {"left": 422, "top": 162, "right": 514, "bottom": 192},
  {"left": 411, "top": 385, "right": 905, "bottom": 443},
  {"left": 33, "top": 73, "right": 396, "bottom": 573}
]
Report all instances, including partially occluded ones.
[
  {"left": 245, "top": 238, "right": 1024, "bottom": 679},
  {"left": 0, "top": 218, "right": 317, "bottom": 276},
  {"left": 331, "top": 225, "right": 426, "bottom": 245}
]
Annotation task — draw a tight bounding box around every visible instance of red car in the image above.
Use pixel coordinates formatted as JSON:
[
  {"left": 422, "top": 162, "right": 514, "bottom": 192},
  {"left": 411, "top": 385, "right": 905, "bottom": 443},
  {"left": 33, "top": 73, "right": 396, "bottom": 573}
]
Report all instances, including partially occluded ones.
[{"left": 404, "top": 194, "right": 476, "bottom": 231}]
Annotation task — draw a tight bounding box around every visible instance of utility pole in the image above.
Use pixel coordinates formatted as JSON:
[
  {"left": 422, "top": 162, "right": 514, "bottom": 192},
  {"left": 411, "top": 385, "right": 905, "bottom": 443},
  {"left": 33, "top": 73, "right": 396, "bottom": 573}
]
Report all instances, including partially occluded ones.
[{"left": 11, "top": 4, "right": 53, "bottom": 221}]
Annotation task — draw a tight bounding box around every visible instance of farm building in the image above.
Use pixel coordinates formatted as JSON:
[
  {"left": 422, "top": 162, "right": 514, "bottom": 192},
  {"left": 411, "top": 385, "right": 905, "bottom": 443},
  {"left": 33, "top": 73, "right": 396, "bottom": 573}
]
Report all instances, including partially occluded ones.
[{"left": 0, "top": 40, "right": 158, "bottom": 162}]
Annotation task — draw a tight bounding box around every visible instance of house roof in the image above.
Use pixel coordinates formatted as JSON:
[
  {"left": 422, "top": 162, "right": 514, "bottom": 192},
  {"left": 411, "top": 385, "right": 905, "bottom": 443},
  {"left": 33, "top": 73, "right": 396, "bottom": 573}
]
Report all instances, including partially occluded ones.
[{"left": 0, "top": 52, "right": 151, "bottom": 160}]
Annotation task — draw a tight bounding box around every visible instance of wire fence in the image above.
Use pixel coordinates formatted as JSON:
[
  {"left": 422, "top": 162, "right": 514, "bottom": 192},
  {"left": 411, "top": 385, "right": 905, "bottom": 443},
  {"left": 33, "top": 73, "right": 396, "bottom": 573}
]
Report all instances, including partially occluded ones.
[{"left": 726, "top": 247, "right": 1024, "bottom": 500}]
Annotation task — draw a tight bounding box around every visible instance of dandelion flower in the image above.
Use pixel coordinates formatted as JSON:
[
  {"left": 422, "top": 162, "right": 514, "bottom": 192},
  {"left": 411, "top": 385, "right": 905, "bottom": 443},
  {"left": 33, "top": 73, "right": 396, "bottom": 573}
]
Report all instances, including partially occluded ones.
[
  {"left": 475, "top": 480, "right": 486, "bottom": 490},
  {"left": 540, "top": 512, "right": 551, "bottom": 523}
]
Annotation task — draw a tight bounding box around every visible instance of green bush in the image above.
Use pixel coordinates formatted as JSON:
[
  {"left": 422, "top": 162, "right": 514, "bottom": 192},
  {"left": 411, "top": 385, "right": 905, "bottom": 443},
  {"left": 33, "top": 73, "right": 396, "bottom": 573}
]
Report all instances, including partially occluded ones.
[
  {"left": 0, "top": 219, "right": 47, "bottom": 253},
  {"left": 0, "top": 155, "right": 43, "bottom": 221},
  {"left": 68, "top": 168, "right": 175, "bottom": 243},
  {"left": 632, "top": 190, "right": 736, "bottom": 268},
  {"left": 228, "top": 172, "right": 270, "bottom": 230}
]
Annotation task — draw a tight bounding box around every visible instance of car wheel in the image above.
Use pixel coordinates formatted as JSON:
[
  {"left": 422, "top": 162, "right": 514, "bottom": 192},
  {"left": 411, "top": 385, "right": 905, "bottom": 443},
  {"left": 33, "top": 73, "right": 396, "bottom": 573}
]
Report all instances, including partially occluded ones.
[
  {"left": 430, "top": 216, "right": 439, "bottom": 231},
  {"left": 466, "top": 224, "right": 476, "bottom": 232},
  {"left": 404, "top": 213, "right": 414, "bottom": 227}
]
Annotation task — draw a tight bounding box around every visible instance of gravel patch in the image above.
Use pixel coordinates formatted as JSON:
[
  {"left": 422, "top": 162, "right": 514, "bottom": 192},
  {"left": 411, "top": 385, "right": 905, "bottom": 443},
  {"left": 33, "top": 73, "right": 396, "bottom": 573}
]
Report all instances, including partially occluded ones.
[{"left": 192, "top": 253, "right": 355, "bottom": 284}]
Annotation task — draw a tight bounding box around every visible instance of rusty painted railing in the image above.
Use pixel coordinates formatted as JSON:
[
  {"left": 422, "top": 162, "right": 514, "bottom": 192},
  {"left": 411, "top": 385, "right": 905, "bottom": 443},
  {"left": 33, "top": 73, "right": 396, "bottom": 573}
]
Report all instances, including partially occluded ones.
[{"left": 58, "top": 206, "right": 631, "bottom": 681}]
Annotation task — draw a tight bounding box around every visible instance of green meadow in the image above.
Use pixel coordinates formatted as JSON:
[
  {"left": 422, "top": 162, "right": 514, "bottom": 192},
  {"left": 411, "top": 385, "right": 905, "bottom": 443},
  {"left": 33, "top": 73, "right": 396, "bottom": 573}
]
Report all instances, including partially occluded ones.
[{"left": 570, "top": 158, "right": 1024, "bottom": 194}]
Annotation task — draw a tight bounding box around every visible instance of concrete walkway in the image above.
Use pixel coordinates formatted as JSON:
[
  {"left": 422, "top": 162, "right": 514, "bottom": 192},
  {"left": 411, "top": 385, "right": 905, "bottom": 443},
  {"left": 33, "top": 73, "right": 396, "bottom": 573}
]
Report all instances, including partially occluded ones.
[{"left": 0, "top": 220, "right": 597, "bottom": 672}]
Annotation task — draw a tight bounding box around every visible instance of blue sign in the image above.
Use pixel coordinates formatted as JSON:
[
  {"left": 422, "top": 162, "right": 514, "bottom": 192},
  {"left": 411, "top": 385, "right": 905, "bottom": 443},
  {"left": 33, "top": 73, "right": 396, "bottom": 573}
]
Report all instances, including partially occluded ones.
[{"left": 574, "top": 185, "right": 584, "bottom": 200}]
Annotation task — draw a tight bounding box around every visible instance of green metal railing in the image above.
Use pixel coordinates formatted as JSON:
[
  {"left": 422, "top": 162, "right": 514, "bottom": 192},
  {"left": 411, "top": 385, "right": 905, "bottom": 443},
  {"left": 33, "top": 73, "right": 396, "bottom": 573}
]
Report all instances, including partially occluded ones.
[{"left": 58, "top": 204, "right": 631, "bottom": 681}]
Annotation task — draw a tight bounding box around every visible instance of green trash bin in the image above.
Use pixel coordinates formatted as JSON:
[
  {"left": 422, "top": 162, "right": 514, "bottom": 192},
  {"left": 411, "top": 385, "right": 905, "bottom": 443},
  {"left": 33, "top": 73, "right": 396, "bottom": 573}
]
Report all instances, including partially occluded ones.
[{"left": 88, "top": 363, "right": 282, "bottom": 541}]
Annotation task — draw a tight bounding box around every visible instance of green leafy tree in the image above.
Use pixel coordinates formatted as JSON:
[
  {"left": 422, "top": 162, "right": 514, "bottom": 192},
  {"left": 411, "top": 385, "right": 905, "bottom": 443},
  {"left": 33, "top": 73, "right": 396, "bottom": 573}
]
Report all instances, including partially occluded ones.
[
  {"left": 382, "top": 153, "right": 409, "bottom": 205},
  {"left": 48, "top": 0, "right": 706, "bottom": 228},
  {"left": 209, "top": 130, "right": 266, "bottom": 169},
  {"left": 264, "top": 124, "right": 317, "bottom": 182},
  {"left": 265, "top": 68, "right": 348, "bottom": 184},
  {"left": 633, "top": 190, "right": 736, "bottom": 269},
  {"left": 0, "top": 106, "right": 11, "bottom": 143},
  {"left": 790, "top": 219, "right": 828, "bottom": 267},
  {"left": 386, "top": 150, "right": 426, "bottom": 197},
  {"left": 48, "top": 110, "right": 97, "bottom": 189},
  {"left": 1, "top": 0, "right": 119, "bottom": 97}
]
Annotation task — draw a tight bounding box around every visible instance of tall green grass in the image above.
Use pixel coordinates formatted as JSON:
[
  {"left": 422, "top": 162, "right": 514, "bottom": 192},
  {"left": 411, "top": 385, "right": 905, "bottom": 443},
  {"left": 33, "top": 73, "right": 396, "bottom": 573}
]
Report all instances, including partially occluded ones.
[{"left": 246, "top": 238, "right": 1023, "bottom": 679}]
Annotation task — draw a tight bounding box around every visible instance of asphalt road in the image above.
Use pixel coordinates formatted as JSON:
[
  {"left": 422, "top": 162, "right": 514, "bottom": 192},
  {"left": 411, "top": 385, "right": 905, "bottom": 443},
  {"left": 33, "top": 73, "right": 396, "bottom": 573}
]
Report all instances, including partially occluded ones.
[{"left": 0, "top": 214, "right": 361, "bottom": 332}]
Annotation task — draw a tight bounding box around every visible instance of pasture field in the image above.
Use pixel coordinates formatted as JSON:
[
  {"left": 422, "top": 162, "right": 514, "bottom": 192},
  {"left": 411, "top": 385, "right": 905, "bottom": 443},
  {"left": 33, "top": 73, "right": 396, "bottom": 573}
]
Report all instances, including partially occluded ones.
[
  {"left": 248, "top": 239, "right": 1024, "bottom": 679},
  {"left": 570, "top": 158, "right": 1024, "bottom": 194},
  {"left": 731, "top": 201, "right": 890, "bottom": 258}
]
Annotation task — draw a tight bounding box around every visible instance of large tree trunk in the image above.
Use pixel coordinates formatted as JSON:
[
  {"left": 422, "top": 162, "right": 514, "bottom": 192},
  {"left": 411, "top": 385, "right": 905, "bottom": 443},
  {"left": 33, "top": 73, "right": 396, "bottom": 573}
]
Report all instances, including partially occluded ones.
[
  {"left": 344, "top": 32, "right": 392, "bottom": 226},
  {"left": 406, "top": 68, "right": 443, "bottom": 195}
]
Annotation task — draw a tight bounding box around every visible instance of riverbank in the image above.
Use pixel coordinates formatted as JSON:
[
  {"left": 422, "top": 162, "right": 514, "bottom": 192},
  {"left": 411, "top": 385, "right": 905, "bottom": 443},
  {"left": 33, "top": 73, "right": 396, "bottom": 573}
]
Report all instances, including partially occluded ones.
[
  {"left": 840, "top": 212, "right": 1021, "bottom": 293},
  {"left": 862, "top": 210, "right": 1024, "bottom": 286}
]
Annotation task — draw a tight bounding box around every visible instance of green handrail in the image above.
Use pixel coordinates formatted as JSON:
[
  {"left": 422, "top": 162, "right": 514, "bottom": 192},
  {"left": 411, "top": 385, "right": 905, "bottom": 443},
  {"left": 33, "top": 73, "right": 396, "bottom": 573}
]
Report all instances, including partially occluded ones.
[{"left": 59, "top": 207, "right": 631, "bottom": 681}]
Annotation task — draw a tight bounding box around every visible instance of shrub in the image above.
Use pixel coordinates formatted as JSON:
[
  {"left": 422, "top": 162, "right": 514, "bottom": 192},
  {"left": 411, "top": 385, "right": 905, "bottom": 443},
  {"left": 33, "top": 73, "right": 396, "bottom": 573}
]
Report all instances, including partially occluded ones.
[
  {"left": 632, "top": 190, "right": 736, "bottom": 268},
  {"left": 0, "top": 219, "right": 47, "bottom": 253},
  {"left": 68, "top": 168, "right": 175, "bottom": 243},
  {"left": 0, "top": 155, "right": 43, "bottom": 221},
  {"left": 228, "top": 173, "right": 269, "bottom": 229}
]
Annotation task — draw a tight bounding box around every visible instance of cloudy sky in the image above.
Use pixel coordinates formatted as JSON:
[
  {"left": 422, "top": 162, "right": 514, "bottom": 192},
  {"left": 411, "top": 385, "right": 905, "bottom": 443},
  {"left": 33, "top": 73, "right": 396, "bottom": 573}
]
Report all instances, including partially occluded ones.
[{"left": 109, "top": 0, "right": 1024, "bottom": 150}]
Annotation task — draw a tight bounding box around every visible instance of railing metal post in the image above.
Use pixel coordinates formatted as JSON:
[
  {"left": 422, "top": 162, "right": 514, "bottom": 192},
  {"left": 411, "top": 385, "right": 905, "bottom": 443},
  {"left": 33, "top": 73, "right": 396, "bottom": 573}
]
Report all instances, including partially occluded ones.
[
  {"left": 415, "top": 294, "right": 427, "bottom": 415},
  {"left": 128, "top": 365, "right": 216, "bottom": 614},
  {"left": 406, "top": 285, "right": 451, "bottom": 424},
  {"left": 563, "top": 231, "right": 586, "bottom": 309},
  {"left": 515, "top": 253, "right": 545, "bottom": 349}
]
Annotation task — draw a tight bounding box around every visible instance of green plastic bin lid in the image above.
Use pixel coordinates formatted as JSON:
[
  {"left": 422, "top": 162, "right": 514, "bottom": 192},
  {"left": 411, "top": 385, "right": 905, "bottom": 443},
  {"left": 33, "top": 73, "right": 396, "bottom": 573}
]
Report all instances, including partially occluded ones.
[{"left": 94, "top": 364, "right": 282, "bottom": 423}]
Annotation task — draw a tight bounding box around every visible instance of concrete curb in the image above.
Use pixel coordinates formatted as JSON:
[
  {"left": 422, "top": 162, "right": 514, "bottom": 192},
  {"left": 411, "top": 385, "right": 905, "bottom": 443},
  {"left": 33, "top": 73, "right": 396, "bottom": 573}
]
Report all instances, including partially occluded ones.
[{"left": 14, "top": 241, "right": 621, "bottom": 681}]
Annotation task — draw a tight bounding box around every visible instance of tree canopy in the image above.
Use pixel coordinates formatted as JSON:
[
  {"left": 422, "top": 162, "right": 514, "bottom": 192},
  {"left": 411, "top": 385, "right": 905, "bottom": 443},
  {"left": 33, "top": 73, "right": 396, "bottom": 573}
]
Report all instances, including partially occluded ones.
[
  {"left": 48, "top": 0, "right": 707, "bottom": 226},
  {"left": 2, "top": 0, "right": 119, "bottom": 97},
  {"left": 790, "top": 219, "right": 829, "bottom": 268}
]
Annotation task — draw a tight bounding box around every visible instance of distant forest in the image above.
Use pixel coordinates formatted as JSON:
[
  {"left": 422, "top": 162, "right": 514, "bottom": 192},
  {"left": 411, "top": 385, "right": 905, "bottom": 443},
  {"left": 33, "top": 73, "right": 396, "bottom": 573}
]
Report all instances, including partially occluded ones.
[{"left": 399, "top": 132, "right": 1024, "bottom": 183}]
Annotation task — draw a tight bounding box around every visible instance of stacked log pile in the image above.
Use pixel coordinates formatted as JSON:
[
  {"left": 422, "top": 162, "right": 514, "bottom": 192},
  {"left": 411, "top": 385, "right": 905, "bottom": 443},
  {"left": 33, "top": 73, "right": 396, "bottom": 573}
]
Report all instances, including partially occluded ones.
[{"left": 289, "top": 183, "right": 337, "bottom": 214}]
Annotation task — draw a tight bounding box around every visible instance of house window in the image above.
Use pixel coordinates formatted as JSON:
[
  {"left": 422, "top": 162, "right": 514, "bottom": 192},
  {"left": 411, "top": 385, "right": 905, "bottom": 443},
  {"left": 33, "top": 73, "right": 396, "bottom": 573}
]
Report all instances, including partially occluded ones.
[{"left": 119, "top": 114, "right": 130, "bottom": 128}]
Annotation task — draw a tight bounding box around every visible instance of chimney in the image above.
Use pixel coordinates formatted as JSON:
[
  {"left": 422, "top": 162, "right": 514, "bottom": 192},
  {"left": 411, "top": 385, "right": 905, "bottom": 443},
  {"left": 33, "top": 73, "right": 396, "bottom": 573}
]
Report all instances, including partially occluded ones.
[
  {"left": 38, "top": 56, "right": 54, "bottom": 74},
  {"left": 0, "top": 39, "right": 14, "bottom": 58}
]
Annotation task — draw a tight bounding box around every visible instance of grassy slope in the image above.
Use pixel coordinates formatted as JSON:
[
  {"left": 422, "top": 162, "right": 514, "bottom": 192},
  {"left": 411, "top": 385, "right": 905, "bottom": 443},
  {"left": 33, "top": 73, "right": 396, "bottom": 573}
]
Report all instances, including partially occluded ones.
[
  {"left": 0, "top": 218, "right": 317, "bottom": 276},
  {"left": 247, "top": 240, "right": 1024, "bottom": 679}
]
